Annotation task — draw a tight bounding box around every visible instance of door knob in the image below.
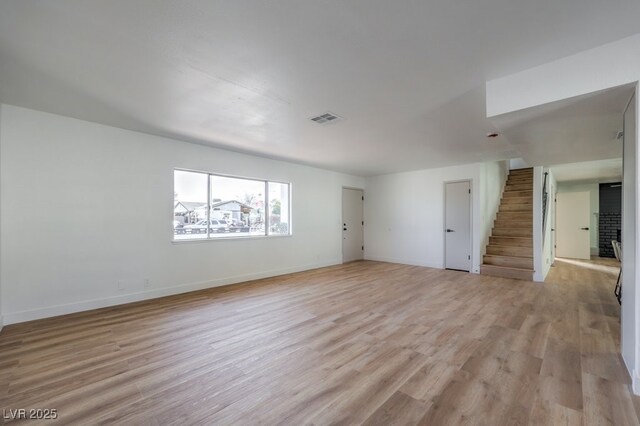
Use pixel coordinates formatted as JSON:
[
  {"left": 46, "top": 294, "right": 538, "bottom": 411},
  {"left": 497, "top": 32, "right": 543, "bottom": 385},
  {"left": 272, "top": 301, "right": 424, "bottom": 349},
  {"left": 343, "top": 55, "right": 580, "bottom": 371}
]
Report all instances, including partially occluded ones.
[
  {"left": 580, "top": 227, "right": 589, "bottom": 230},
  {"left": 446, "top": 229, "right": 455, "bottom": 233}
]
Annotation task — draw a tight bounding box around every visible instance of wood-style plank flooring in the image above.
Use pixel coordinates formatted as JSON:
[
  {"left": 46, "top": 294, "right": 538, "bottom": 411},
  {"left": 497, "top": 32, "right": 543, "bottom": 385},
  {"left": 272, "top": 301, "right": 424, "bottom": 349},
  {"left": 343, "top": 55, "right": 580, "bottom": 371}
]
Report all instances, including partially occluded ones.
[{"left": 0, "top": 258, "right": 638, "bottom": 424}]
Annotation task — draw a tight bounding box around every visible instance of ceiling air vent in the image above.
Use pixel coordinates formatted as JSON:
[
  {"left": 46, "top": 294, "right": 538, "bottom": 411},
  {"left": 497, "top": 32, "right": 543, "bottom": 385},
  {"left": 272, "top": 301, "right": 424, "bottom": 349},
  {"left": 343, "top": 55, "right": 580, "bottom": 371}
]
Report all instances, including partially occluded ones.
[{"left": 309, "top": 112, "right": 343, "bottom": 125}]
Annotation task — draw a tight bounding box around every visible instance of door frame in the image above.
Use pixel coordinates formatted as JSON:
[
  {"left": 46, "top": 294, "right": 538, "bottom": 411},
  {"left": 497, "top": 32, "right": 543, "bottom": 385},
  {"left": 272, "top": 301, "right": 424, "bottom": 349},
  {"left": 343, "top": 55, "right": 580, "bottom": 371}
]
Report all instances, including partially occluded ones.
[
  {"left": 443, "top": 179, "right": 473, "bottom": 271},
  {"left": 341, "top": 186, "right": 364, "bottom": 263}
]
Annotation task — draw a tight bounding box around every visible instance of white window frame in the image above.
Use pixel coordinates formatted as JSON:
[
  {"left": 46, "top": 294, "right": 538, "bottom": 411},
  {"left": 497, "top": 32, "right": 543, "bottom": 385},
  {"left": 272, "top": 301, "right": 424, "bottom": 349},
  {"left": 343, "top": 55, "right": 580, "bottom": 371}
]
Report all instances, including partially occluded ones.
[{"left": 172, "top": 168, "right": 292, "bottom": 242}]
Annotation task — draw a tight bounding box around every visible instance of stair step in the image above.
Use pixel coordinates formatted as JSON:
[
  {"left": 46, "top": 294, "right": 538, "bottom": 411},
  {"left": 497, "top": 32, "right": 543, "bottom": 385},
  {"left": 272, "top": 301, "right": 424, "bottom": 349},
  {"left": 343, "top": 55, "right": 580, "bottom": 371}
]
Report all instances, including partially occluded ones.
[
  {"left": 481, "top": 264, "right": 534, "bottom": 281},
  {"left": 508, "top": 174, "right": 533, "bottom": 180},
  {"left": 487, "top": 245, "right": 533, "bottom": 257},
  {"left": 503, "top": 190, "right": 534, "bottom": 198},
  {"left": 507, "top": 181, "right": 532, "bottom": 186},
  {"left": 490, "top": 236, "right": 533, "bottom": 247},
  {"left": 509, "top": 168, "right": 533, "bottom": 175},
  {"left": 491, "top": 220, "right": 533, "bottom": 233},
  {"left": 507, "top": 176, "right": 533, "bottom": 183},
  {"left": 494, "top": 225, "right": 532, "bottom": 232},
  {"left": 496, "top": 212, "right": 532, "bottom": 221},
  {"left": 492, "top": 228, "right": 533, "bottom": 237},
  {"left": 500, "top": 204, "right": 533, "bottom": 212},
  {"left": 501, "top": 196, "right": 533, "bottom": 204},
  {"left": 505, "top": 183, "right": 532, "bottom": 191},
  {"left": 507, "top": 183, "right": 533, "bottom": 189},
  {"left": 483, "top": 254, "right": 533, "bottom": 269}
]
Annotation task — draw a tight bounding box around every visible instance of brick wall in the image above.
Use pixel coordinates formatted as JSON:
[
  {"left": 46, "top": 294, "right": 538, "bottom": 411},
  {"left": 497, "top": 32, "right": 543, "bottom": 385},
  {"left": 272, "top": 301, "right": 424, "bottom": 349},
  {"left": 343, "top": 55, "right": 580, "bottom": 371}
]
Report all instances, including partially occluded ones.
[
  {"left": 599, "top": 183, "right": 622, "bottom": 258},
  {"left": 599, "top": 213, "right": 621, "bottom": 257}
]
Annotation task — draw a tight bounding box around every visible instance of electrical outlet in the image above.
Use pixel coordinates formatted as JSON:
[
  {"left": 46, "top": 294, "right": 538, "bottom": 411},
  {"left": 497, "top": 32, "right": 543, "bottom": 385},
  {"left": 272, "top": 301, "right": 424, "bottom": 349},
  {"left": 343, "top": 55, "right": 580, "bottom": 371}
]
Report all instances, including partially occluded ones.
[{"left": 144, "top": 278, "right": 150, "bottom": 288}]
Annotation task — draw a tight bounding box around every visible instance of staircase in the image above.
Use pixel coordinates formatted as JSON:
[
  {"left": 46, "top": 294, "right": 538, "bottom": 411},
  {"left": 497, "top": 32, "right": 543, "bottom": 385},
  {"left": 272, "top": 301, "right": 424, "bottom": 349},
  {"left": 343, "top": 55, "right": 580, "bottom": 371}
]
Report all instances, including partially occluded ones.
[{"left": 481, "top": 168, "right": 534, "bottom": 281}]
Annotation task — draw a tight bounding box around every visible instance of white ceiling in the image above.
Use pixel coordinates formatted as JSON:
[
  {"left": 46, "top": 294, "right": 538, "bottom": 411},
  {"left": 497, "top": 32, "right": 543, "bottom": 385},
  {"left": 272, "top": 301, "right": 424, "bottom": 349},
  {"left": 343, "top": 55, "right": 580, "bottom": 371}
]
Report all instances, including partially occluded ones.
[
  {"left": 1, "top": 1, "right": 639, "bottom": 176},
  {"left": 491, "top": 84, "right": 633, "bottom": 167},
  {"left": 549, "top": 158, "right": 622, "bottom": 183}
]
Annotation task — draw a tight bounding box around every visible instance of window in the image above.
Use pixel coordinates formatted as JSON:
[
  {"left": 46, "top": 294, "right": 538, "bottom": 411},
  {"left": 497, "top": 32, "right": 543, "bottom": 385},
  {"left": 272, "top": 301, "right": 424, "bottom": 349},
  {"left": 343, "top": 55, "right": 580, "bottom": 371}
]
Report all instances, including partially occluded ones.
[
  {"left": 173, "top": 170, "right": 208, "bottom": 240},
  {"left": 173, "top": 169, "right": 291, "bottom": 240},
  {"left": 268, "top": 181, "right": 290, "bottom": 235}
]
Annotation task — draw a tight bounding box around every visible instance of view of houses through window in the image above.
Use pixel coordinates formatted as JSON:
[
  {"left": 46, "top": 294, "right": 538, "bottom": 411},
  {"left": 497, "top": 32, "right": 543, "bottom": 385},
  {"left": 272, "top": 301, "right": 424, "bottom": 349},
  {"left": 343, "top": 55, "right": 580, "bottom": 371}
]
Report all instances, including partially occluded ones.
[{"left": 173, "top": 170, "right": 291, "bottom": 240}]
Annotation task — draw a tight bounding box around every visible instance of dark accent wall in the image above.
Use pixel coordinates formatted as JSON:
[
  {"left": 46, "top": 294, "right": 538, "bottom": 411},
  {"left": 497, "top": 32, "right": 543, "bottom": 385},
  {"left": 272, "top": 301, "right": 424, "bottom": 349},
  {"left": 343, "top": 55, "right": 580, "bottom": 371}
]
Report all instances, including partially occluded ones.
[{"left": 599, "top": 183, "right": 622, "bottom": 258}]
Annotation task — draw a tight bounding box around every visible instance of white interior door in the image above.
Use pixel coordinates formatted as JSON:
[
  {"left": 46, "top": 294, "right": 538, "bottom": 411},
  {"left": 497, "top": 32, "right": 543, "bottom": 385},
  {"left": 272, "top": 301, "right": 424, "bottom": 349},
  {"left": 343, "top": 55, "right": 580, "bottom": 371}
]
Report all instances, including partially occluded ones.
[
  {"left": 342, "top": 188, "right": 364, "bottom": 263},
  {"left": 556, "top": 191, "right": 590, "bottom": 259},
  {"left": 444, "top": 181, "right": 471, "bottom": 271}
]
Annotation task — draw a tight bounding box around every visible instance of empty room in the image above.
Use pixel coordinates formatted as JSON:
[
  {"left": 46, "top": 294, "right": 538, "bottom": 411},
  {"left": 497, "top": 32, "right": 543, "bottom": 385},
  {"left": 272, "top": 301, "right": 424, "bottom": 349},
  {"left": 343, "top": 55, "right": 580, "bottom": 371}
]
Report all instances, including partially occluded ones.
[{"left": 1, "top": 1, "right": 640, "bottom": 424}]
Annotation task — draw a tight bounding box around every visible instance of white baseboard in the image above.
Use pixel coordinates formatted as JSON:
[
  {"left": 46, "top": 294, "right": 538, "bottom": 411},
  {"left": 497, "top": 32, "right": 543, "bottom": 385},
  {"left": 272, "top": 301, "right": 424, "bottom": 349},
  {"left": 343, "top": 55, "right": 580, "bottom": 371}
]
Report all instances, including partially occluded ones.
[
  {"left": 364, "top": 254, "right": 440, "bottom": 269},
  {"left": 3, "top": 259, "right": 340, "bottom": 325},
  {"left": 364, "top": 255, "right": 481, "bottom": 274},
  {"left": 533, "top": 269, "right": 546, "bottom": 283}
]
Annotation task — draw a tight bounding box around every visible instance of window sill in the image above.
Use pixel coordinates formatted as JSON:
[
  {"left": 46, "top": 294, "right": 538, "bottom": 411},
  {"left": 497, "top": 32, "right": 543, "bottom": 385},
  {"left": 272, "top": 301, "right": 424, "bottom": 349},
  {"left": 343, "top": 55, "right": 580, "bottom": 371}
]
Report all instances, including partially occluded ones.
[{"left": 171, "top": 234, "right": 293, "bottom": 244}]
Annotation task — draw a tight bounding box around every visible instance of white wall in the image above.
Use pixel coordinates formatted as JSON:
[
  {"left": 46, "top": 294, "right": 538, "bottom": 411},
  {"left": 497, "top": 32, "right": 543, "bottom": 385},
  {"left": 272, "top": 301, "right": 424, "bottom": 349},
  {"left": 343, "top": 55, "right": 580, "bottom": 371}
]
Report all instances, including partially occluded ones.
[
  {"left": 0, "top": 105, "right": 3, "bottom": 332},
  {"left": 0, "top": 105, "right": 365, "bottom": 324},
  {"left": 532, "top": 167, "right": 544, "bottom": 282},
  {"left": 487, "top": 36, "right": 640, "bottom": 393},
  {"left": 633, "top": 88, "right": 639, "bottom": 394},
  {"left": 541, "top": 170, "right": 557, "bottom": 279},
  {"left": 479, "top": 161, "right": 509, "bottom": 257},
  {"left": 486, "top": 34, "right": 640, "bottom": 117},
  {"left": 556, "top": 182, "right": 600, "bottom": 255},
  {"left": 622, "top": 89, "right": 639, "bottom": 392},
  {"left": 364, "top": 160, "right": 506, "bottom": 273},
  {"left": 509, "top": 158, "right": 529, "bottom": 170}
]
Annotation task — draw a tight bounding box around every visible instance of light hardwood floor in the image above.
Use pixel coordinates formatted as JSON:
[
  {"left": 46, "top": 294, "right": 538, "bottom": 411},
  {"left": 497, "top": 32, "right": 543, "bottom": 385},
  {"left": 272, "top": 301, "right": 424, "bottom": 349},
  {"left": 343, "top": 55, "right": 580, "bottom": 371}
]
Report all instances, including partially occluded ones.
[{"left": 0, "top": 258, "right": 638, "bottom": 424}]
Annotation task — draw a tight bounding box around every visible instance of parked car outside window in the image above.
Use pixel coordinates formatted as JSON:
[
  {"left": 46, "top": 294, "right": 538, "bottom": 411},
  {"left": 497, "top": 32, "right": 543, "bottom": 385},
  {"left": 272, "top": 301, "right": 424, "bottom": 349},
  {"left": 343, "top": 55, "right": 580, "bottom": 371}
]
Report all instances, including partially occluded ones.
[
  {"left": 173, "top": 220, "right": 186, "bottom": 234},
  {"left": 182, "top": 219, "right": 229, "bottom": 234}
]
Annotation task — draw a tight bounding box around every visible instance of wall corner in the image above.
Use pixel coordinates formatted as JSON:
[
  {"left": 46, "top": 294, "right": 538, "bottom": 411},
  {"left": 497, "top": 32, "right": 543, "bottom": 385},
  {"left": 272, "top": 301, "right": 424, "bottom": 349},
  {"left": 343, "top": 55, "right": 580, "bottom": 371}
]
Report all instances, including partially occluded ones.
[
  {"left": 632, "top": 369, "right": 640, "bottom": 395},
  {"left": 532, "top": 166, "right": 544, "bottom": 282}
]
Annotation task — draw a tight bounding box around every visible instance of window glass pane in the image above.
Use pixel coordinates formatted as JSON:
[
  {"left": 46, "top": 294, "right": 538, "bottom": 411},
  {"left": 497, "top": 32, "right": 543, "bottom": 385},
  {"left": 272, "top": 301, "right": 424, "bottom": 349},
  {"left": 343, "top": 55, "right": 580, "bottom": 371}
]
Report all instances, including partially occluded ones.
[
  {"left": 268, "top": 182, "right": 290, "bottom": 235},
  {"left": 210, "top": 175, "right": 266, "bottom": 237},
  {"left": 174, "top": 170, "right": 208, "bottom": 240}
]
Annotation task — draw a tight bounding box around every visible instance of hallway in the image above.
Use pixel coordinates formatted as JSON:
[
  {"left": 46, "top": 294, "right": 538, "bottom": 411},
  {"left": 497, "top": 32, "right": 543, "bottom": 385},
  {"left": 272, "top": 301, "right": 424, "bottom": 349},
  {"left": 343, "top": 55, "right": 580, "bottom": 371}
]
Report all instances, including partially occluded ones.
[{"left": 543, "top": 256, "right": 638, "bottom": 424}]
